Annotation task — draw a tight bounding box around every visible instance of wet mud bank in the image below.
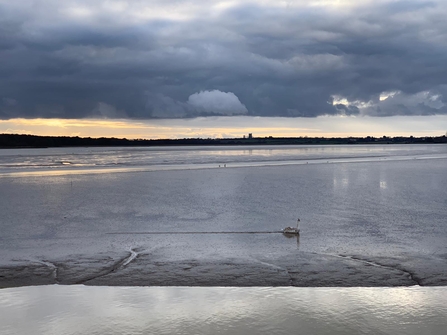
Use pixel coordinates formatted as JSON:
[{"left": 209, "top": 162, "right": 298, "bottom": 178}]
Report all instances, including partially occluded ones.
[{"left": 2, "top": 251, "right": 446, "bottom": 288}]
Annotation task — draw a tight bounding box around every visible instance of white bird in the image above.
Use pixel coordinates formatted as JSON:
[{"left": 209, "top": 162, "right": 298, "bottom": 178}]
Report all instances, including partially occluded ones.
[{"left": 283, "top": 219, "right": 300, "bottom": 234}]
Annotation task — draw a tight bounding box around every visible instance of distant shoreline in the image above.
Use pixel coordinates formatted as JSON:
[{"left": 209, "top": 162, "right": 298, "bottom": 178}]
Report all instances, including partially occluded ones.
[{"left": 1, "top": 133, "right": 446, "bottom": 149}]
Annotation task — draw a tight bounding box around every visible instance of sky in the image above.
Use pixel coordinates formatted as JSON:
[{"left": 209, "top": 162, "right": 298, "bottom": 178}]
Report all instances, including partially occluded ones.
[{"left": 1, "top": 0, "right": 447, "bottom": 138}]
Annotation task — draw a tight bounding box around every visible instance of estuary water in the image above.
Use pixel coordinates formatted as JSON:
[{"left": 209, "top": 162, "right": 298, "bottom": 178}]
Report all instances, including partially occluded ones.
[
  {"left": 1, "top": 285, "right": 447, "bottom": 335},
  {"left": 1, "top": 144, "right": 447, "bottom": 266},
  {"left": 1, "top": 144, "right": 447, "bottom": 176},
  {"left": 1, "top": 144, "right": 447, "bottom": 333}
]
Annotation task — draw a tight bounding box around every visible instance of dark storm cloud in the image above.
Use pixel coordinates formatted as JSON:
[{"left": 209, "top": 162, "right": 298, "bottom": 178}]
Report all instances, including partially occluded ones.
[{"left": 1, "top": 0, "right": 447, "bottom": 119}]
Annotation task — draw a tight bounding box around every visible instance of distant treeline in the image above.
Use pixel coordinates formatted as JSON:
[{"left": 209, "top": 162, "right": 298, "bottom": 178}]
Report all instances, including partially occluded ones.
[{"left": 1, "top": 133, "right": 446, "bottom": 148}]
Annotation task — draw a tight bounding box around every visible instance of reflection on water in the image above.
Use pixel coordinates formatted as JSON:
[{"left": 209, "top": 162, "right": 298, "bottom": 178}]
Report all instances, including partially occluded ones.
[
  {"left": 2, "top": 144, "right": 447, "bottom": 176},
  {"left": 1, "top": 286, "right": 446, "bottom": 335},
  {"left": 282, "top": 231, "right": 300, "bottom": 249}
]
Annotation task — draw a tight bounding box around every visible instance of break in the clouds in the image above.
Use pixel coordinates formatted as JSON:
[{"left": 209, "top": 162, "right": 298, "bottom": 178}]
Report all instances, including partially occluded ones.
[{"left": 1, "top": 0, "right": 447, "bottom": 120}]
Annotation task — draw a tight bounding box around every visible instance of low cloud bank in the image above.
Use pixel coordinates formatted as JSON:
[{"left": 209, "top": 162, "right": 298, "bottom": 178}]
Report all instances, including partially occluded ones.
[{"left": 1, "top": 1, "right": 447, "bottom": 119}]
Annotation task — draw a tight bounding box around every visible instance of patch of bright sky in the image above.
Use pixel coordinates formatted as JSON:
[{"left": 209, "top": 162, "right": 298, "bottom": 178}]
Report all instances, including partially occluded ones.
[
  {"left": 379, "top": 91, "right": 399, "bottom": 101},
  {"left": 331, "top": 95, "right": 375, "bottom": 109},
  {"left": 1, "top": 116, "right": 446, "bottom": 139},
  {"left": 63, "top": 6, "right": 93, "bottom": 18},
  {"left": 55, "top": 0, "right": 372, "bottom": 24}
]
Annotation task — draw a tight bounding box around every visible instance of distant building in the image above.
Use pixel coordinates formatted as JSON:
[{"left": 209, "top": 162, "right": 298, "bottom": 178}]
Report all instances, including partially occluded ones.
[{"left": 248, "top": 133, "right": 253, "bottom": 139}]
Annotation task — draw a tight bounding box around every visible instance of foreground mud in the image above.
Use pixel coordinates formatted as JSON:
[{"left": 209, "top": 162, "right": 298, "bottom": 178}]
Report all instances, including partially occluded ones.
[{"left": 2, "top": 250, "right": 447, "bottom": 288}]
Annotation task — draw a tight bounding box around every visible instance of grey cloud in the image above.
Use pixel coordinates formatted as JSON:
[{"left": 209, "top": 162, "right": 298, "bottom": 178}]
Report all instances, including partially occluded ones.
[
  {"left": 1, "top": 1, "right": 447, "bottom": 119},
  {"left": 334, "top": 104, "right": 360, "bottom": 116},
  {"left": 91, "top": 102, "right": 127, "bottom": 118},
  {"left": 147, "top": 93, "right": 190, "bottom": 118},
  {"left": 360, "top": 90, "right": 447, "bottom": 116}
]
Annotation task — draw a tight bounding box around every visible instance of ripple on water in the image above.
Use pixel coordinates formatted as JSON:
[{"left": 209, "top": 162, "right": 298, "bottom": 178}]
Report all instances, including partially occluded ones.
[{"left": 0, "top": 286, "right": 447, "bottom": 335}]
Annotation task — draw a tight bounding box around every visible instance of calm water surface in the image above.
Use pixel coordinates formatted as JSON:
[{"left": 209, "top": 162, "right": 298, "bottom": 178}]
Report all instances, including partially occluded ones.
[
  {"left": 1, "top": 285, "right": 446, "bottom": 335},
  {"left": 2, "top": 145, "right": 447, "bottom": 261},
  {"left": 1, "top": 144, "right": 446, "bottom": 175},
  {"left": 1, "top": 145, "right": 447, "bottom": 267}
]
